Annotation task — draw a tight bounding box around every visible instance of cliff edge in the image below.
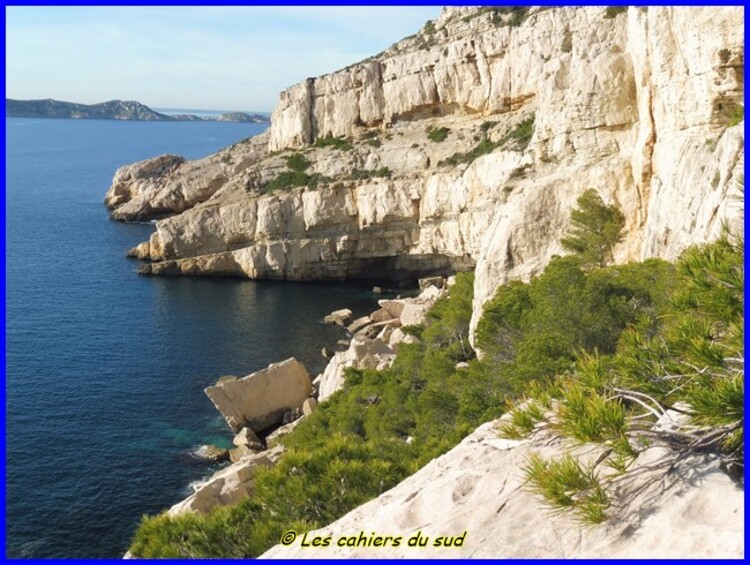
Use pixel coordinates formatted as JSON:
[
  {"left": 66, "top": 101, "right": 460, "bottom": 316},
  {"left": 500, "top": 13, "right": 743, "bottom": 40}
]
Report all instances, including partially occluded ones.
[{"left": 104, "top": 6, "right": 743, "bottom": 345}]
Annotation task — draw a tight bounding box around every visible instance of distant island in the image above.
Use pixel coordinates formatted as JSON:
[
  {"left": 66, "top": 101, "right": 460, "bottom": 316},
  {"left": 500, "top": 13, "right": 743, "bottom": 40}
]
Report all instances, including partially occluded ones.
[{"left": 5, "top": 98, "right": 270, "bottom": 123}]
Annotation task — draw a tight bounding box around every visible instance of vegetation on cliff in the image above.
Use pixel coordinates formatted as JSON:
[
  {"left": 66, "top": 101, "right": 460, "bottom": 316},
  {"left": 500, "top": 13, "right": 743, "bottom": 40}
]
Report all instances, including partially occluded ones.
[
  {"left": 127, "top": 187, "right": 745, "bottom": 556},
  {"left": 561, "top": 189, "right": 626, "bottom": 268},
  {"left": 502, "top": 231, "right": 744, "bottom": 523}
]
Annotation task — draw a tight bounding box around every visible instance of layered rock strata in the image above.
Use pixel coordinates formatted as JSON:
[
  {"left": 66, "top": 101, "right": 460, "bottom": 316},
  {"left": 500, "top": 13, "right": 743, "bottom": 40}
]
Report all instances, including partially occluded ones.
[{"left": 105, "top": 6, "right": 743, "bottom": 343}]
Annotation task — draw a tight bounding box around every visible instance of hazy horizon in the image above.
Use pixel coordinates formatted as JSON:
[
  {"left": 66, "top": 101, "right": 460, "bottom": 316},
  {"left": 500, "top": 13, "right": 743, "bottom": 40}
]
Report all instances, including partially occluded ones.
[
  {"left": 6, "top": 6, "right": 442, "bottom": 112},
  {"left": 6, "top": 97, "right": 272, "bottom": 115}
]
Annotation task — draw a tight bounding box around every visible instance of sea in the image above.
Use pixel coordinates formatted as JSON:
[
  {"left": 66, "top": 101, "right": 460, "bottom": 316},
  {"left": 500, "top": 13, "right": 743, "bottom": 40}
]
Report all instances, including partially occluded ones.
[{"left": 5, "top": 117, "right": 377, "bottom": 557}]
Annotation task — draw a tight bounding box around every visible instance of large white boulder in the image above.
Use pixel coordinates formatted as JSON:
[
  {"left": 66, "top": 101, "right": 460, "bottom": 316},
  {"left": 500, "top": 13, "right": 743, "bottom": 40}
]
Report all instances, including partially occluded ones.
[{"left": 205, "top": 358, "right": 312, "bottom": 433}]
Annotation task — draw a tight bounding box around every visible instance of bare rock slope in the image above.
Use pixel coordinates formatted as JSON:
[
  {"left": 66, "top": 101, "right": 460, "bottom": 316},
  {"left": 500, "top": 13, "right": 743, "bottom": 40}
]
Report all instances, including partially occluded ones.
[{"left": 261, "top": 419, "right": 743, "bottom": 559}]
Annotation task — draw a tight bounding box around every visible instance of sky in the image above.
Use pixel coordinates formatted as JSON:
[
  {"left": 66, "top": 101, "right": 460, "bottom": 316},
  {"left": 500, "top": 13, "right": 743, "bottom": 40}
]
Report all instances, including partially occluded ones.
[{"left": 6, "top": 6, "right": 442, "bottom": 113}]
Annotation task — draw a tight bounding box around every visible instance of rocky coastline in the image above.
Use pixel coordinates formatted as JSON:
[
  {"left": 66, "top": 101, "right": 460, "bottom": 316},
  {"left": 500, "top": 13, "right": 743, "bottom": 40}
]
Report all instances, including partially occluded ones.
[{"left": 164, "top": 276, "right": 449, "bottom": 520}]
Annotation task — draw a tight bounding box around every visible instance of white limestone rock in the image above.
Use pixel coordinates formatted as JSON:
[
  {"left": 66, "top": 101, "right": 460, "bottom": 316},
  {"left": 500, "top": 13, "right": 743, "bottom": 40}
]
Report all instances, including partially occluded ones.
[
  {"left": 318, "top": 336, "right": 395, "bottom": 402},
  {"left": 169, "top": 446, "right": 284, "bottom": 516},
  {"left": 205, "top": 358, "right": 312, "bottom": 433},
  {"left": 261, "top": 419, "right": 743, "bottom": 558}
]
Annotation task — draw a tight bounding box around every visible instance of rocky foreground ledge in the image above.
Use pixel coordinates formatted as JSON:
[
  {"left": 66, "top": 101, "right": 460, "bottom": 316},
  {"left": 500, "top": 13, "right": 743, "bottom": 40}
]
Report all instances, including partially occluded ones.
[{"left": 261, "top": 416, "right": 743, "bottom": 559}]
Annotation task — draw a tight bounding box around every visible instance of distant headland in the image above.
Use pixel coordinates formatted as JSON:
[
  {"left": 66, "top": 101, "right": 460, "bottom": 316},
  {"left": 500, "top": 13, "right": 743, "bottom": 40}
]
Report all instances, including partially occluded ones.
[{"left": 5, "top": 98, "right": 270, "bottom": 123}]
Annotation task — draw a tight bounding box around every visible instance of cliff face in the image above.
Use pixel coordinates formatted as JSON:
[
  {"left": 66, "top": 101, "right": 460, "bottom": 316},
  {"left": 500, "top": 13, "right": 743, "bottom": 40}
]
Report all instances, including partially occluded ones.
[{"left": 104, "top": 6, "right": 744, "bottom": 340}]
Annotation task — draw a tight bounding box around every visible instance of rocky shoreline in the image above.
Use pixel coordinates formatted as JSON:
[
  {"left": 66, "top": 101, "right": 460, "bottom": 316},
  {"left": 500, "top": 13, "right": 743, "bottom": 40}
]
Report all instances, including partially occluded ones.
[{"left": 163, "top": 276, "right": 451, "bottom": 521}]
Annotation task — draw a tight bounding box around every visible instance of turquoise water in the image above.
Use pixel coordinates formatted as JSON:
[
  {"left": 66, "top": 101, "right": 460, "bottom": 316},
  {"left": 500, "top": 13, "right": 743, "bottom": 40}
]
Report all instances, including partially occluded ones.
[{"left": 5, "top": 118, "right": 376, "bottom": 557}]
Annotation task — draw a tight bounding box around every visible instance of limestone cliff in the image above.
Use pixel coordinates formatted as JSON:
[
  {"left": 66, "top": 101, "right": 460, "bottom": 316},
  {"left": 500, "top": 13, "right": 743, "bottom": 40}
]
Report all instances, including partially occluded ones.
[{"left": 104, "top": 6, "right": 744, "bottom": 341}]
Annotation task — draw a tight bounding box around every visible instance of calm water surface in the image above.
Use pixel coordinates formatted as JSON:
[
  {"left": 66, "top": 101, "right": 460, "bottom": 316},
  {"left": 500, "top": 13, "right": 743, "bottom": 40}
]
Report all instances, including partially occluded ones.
[{"left": 5, "top": 118, "right": 377, "bottom": 557}]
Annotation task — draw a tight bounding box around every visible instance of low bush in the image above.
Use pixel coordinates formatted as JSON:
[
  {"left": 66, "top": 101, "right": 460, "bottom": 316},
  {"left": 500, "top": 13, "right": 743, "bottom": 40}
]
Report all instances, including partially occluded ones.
[
  {"left": 261, "top": 154, "right": 331, "bottom": 194},
  {"left": 439, "top": 138, "right": 501, "bottom": 167},
  {"left": 347, "top": 167, "right": 391, "bottom": 181},
  {"left": 604, "top": 7, "right": 627, "bottom": 19},
  {"left": 498, "top": 114, "right": 535, "bottom": 150},
  {"left": 439, "top": 115, "right": 535, "bottom": 167},
  {"left": 503, "top": 232, "right": 744, "bottom": 522},
  {"left": 727, "top": 105, "right": 744, "bottom": 127},
  {"left": 314, "top": 136, "right": 353, "bottom": 151},
  {"left": 427, "top": 126, "right": 450, "bottom": 143}
]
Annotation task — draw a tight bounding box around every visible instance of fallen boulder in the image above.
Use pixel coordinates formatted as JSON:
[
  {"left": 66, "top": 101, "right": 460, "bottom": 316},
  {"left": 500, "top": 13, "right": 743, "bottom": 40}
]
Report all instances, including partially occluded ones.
[
  {"left": 193, "top": 444, "right": 229, "bottom": 463},
  {"left": 400, "top": 301, "right": 432, "bottom": 327},
  {"left": 229, "top": 445, "right": 258, "bottom": 462},
  {"left": 370, "top": 308, "right": 394, "bottom": 323},
  {"left": 347, "top": 316, "right": 373, "bottom": 335},
  {"left": 318, "top": 336, "right": 395, "bottom": 401},
  {"left": 302, "top": 397, "right": 318, "bottom": 416},
  {"left": 324, "top": 308, "right": 353, "bottom": 326},
  {"left": 205, "top": 358, "right": 312, "bottom": 433},
  {"left": 419, "top": 276, "right": 446, "bottom": 290},
  {"left": 266, "top": 418, "right": 304, "bottom": 448},
  {"left": 169, "top": 446, "right": 284, "bottom": 516},
  {"left": 233, "top": 427, "right": 264, "bottom": 451},
  {"left": 378, "top": 299, "right": 405, "bottom": 319}
]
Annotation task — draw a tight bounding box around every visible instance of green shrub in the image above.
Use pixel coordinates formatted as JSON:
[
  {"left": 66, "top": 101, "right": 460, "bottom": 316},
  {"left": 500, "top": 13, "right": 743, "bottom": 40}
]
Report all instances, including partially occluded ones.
[
  {"left": 347, "top": 167, "right": 391, "bottom": 181},
  {"left": 440, "top": 115, "right": 535, "bottom": 166},
  {"left": 478, "top": 7, "right": 530, "bottom": 27},
  {"left": 439, "top": 138, "right": 501, "bottom": 167},
  {"left": 285, "top": 153, "right": 311, "bottom": 172},
  {"left": 427, "top": 126, "right": 450, "bottom": 143},
  {"left": 727, "top": 105, "right": 744, "bottom": 127},
  {"left": 507, "top": 232, "right": 744, "bottom": 520},
  {"left": 524, "top": 453, "right": 609, "bottom": 524},
  {"left": 262, "top": 170, "right": 309, "bottom": 193},
  {"left": 604, "top": 6, "right": 628, "bottom": 19},
  {"left": 499, "top": 114, "right": 535, "bottom": 150},
  {"left": 476, "top": 255, "right": 676, "bottom": 391},
  {"left": 497, "top": 400, "right": 546, "bottom": 438},
  {"left": 260, "top": 153, "right": 334, "bottom": 194},
  {"left": 313, "top": 136, "right": 353, "bottom": 151},
  {"left": 561, "top": 189, "right": 626, "bottom": 268},
  {"left": 261, "top": 173, "right": 333, "bottom": 195}
]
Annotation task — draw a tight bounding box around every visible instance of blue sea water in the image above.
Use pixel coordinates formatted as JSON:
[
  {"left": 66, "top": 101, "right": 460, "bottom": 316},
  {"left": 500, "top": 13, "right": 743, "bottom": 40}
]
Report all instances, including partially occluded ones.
[{"left": 5, "top": 118, "right": 377, "bottom": 558}]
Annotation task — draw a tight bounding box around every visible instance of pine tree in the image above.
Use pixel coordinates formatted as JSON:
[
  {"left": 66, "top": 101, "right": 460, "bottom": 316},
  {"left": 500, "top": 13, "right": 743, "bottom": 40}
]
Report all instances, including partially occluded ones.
[{"left": 561, "top": 190, "right": 625, "bottom": 267}]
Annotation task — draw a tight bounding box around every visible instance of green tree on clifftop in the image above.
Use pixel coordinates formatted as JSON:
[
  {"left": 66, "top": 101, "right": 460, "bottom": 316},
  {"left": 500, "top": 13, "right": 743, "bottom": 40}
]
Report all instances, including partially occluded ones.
[{"left": 561, "top": 189, "right": 625, "bottom": 267}]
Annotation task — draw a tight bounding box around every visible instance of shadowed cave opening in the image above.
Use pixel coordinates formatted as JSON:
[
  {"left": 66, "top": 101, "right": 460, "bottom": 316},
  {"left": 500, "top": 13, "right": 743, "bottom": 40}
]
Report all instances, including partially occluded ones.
[{"left": 332, "top": 253, "right": 476, "bottom": 288}]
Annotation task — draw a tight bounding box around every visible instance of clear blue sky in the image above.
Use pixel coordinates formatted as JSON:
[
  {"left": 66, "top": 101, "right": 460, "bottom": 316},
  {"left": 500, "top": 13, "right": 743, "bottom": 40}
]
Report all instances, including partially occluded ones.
[{"left": 6, "top": 6, "right": 441, "bottom": 113}]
